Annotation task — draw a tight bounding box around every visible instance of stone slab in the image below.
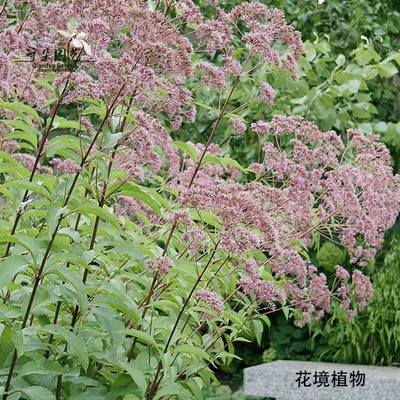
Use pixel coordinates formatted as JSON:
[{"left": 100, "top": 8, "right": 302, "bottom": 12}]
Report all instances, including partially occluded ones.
[{"left": 244, "top": 360, "right": 400, "bottom": 400}]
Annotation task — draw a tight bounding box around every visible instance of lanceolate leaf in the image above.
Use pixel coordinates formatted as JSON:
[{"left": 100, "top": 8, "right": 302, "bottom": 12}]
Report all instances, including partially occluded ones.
[
  {"left": 0, "top": 102, "right": 41, "bottom": 123},
  {"left": 21, "top": 386, "right": 56, "bottom": 400},
  {"left": 39, "top": 325, "right": 89, "bottom": 371},
  {"left": 120, "top": 361, "right": 147, "bottom": 396},
  {"left": 153, "top": 383, "right": 194, "bottom": 400},
  {"left": 122, "top": 329, "right": 159, "bottom": 350},
  {"left": 0, "top": 324, "right": 13, "bottom": 368},
  {"left": 46, "top": 266, "right": 88, "bottom": 313},
  {"left": 16, "top": 359, "right": 65, "bottom": 378},
  {"left": 116, "top": 183, "right": 162, "bottom": 216},
  {"left": 170, "top": 344, "right": 211, "bottom": 361},
  {"left": 74, "top": 203, "right": 121, "bottom": 229},
  {"left": 172, "top": 140, "right": 198, "bottom": 162},
  {"left": 0, "top": 235, "right": 39, "bottom": 264},
  {"left": 46, "top": 203, "right": 66, "bottom": 239},
  {"left": 2, "top": 180, "right": 52, "bottom": 201},
  {"left": 0, "top": 255, "right": 31, "bottom": 289}
]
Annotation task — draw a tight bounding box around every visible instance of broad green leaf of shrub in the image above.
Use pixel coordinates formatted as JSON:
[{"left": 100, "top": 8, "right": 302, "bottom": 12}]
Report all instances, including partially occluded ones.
[
  {"left": 0, "top": 101, "right": 41, "bottom": 123},
  {"left": 21, "top": 386, "right": 56, "bottom": 400},
  {"left": 0, "top": 255, "right": 31, "bottom": 289},
  {"left": 153, "top": 383, "right": 194, "bottom": 400},
  {"left": 38, "top": 324, "right": 89, "bottom": 371},
  {"left": 46, "top": 266, "right": 88, "bottom": 313},
  {"left": 2, "top": 180, "right": 52, "bottom": 201},
  {"left": 170, "top": 344, "right": 212, "bottom": 362},
  {"left": 172, "top": 140, "right": 198, "bottom": 162}
]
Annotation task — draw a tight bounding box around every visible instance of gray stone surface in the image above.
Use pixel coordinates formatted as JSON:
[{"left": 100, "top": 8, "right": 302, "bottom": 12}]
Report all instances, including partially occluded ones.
[{"left": 244, "top": 360, "right": 400, "bottom": 400}]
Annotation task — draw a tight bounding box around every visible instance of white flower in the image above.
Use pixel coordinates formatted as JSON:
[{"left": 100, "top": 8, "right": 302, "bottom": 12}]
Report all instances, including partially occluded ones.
[
  {"left": 58, "top": 29, "right": 91, "bottom": 56},
  {"left": 318, "top": 0, "right": 325, "bottom": 4}
]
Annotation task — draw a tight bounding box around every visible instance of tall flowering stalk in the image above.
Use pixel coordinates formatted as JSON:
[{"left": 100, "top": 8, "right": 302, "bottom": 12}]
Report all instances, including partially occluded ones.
[{"left": 0, "top": 1, "right": 398, "bottom": 399}]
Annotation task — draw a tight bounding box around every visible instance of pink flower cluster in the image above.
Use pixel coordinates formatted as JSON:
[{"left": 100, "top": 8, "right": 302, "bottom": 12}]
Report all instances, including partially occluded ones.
[
  {"left": 177, "top": 114, "right": 399, "bottom": 324},
  {"left": 260, "top": 81, "right": 277, "bottom": 105},
  {"left": 195, "top": 289, "right": 224, "bottom": 317},
  {"left": 180, "top": 229, "right": 209, "bottom": 255},
  {"left": 240, "top": 277, "right": 286, "bottom": 310},
  {"left": 146, "top": 256, "right": 174, "bottom": 275},
  {"left": 50, "top": 158, "right": 81, "bottom": 175},
  {"left": 0, "top": 0, "right": 397, "bottom": 332},
  {"left": 229, "top": 118, "right": 247, "bottom": 135}
]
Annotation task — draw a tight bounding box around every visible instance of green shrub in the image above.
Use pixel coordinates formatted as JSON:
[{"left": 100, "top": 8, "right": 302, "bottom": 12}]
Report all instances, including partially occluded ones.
[
  {"left": 317, "top": 242, "right": 347, "bottom": 272},
  {"left": 312, "top": 236, "right": 400, "bottom": 365}
]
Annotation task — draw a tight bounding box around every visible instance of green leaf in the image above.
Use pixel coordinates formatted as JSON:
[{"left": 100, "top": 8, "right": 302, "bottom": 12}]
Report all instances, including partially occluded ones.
[
  {"left": 46, "top": 204, "right": 66, "bottom": 239},
  {"left": 192, "top": 211, "right": 223, "bottom": 231},
  {"left": 0, "top": 163, "right": 30, "bottom": 178},
  {"left": 335, "top": 72, "right": 367, "bottom": 89},
  {"left": 170, "top": 344, "right": 211, "bottom": 361},
  {"left": 47, "top": 136, "right": 82, "bottom": 158},
  {"left": 144, "top": 187, "right": 171, "bottom": 212},
  {"left": 187, "top": 379, "right": 204, "bottom": 400},
  {"left": 252, "top": 319, "right": 263, "bottom": 346},
  {"left": 11, "top": 322, "right": 23, "bottom": 357},
  {"left": 51, "top": 116, "right": 82, "bottom": 130},
  {"left": 102, "top": 130, "right": 124, "bottom": 149},
  {"left": 48, "top": 253, "right": 89, "bottom": 268},
  {"left": 378, "top": 62, "right": 398, "bottom": 78},
  {"left": 223, "top": 113, "right": 245, "bottom": 121},
  {"left": 32, "top": 78, "right": 56, "bottom": 94},
  {"left": 58, "top": 227, "right": 80, "bottom": 242},
  {"left": 0, "top": 324, "right": 13, "bottom": 368},
  {"left": 395, "top": 52, "right": 400, "bottom": 67},
  {"left": 154, "top": 383, "right": 194, "bottom": 400},
  {"left": 337, "top": 80, "right": 361, "bottom": 95},
  {"left": 120, "top": 361, "right": 147, "bottom": 396},
  {"left": 4, "top": 120, "right": 41, "bottom": 149},
  {"left": 0, "top": 187, "right": 13, "bottom": 200},
  {"left": 46, "top": 266, "right": 88, "bottom": 314},
  {"left": 0, "top": 102, "right": 41, "bottom": 123},
  {"left": 82, "top": 250, "right": 96, "bottom": 264},
  {"left": 0, "top": 255, "right": 31, "bottom": 289},
  {"left": 202, "top": 154, "right": 223, "bottom": 167},
  {"left": 39, "top": 324, "right": 89, "bottom": 371},
  {"left": 172, "top": 140, "right": 197, "bottom": 162},
  {"left": 259, "top": 315, "right": 271, "bottom": 329},
  {"left": 117, "top": 183, "right": 161, "bottom": 217},
  {"left": 304, "top": 41, "right": 316, "bottom": 62},
  {"left": 315, "top": 40, "right": 330, "bottom": 55},
  {"left": 282, "top": 306, "right": 290, "bottom": 320},
  {"left": 351, "top": 103, "right": 370, "bottom": 119},
  {"left": 221, "top": 156, "right": 247, "bottom": 173},
  {"left": 0, "top": 235, "right": 40, "bottom": 264},
  {"left": 194, "top": 102, "right": 219, "bottom": 114},
  {"left": 2, "top": 180, "right": 52, "bottom": 201},
  {"left": 21, "top": 386, "right": 56, "bottom": 400},
  {"left": 335, "top": 54, "right": 345, "bottom": 67},
  {"left": 354, "top": 47, "right": 381, "bottom": 66},
  {"left": 74, "top": 203, "right": 120, "bottom": 229},
  {"left": 17, "top": 359, "right": 64, "bottom": 379},
  {"left": 83, "top": 105, "right": 106, "bottom": 118},
  {"left": 0, "top": 151, "right": 19, "bottom": 164},
  {"left": 375, "top": 121, "right": 389, "bottom": 133},
  {"left": 122, "top": 329, "right": 159, "bottom": 349}
]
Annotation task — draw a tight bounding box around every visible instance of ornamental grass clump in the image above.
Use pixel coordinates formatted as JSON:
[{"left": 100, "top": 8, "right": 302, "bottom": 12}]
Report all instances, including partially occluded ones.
[{"left": 0, "top": 1, "right": 398, "bottom": 399}]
